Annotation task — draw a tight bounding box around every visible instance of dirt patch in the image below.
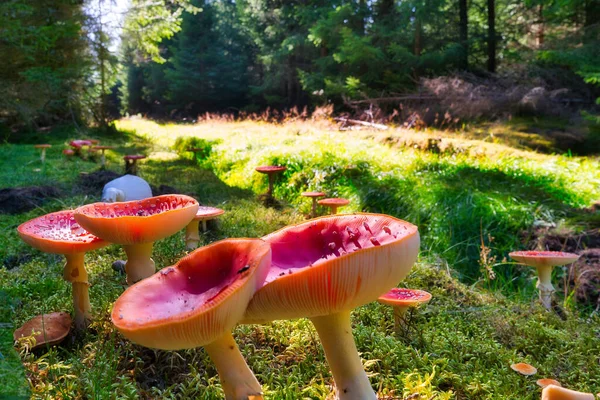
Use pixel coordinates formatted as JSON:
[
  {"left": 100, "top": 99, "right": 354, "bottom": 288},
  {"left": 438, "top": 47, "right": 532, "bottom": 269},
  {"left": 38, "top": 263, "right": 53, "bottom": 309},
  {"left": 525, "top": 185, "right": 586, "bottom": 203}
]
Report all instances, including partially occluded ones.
[
  {"left": 150, "top": 184, "right": 180, "bottom": 196},
  {"left": 76, "top": 170, "right": 122, "bottom": 195},
  {"left": 2, "top": 253, "right": 33, "bottom": 270},
  {"left": 0, "top": 186, "right": 62, "bottom": 214}
]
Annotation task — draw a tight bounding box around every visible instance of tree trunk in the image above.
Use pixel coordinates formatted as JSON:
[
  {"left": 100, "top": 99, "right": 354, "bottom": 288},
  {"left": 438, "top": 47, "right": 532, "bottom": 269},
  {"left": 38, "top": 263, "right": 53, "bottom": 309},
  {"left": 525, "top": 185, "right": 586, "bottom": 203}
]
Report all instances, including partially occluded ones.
[
  {"left": 459, "top": 0, "right": 468, "bottom": 69},
  {"left": 536, "top": 4, "right": 544, "bottom": 48},
  {"left": 487, "top": 0, "right": 496, "bottom": 73}
]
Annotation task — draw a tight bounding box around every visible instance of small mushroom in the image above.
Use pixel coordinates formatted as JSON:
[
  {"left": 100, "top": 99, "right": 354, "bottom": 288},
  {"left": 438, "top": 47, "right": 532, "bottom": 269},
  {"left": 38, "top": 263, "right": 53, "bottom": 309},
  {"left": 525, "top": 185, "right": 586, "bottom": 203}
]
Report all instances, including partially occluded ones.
[
  {"left": 74, "top": 194, "right": 199, "bottom": 284},
  {"left": 542, "top": 385, "right": 594, "bottom": 400},
  {"left": 509, "top": 251, "right": 579, "bottom": 310},
  {"left": 511, "top": 362, "right": 537, "bottom": 376},
  {"left": 377, "top": 288, "right": 432, "bottom": 336},
  {"left": 538, "top": 379, "right": 562, "bottom": 388},
  {"left": 62, "top": 149, "right": 75, "bottom": 159},
  {"left": 93, "top": 145, "right": 115, "bottom": 168},
  {"left": 123, "top": 154, "right": 146, "bottom": 175},
  {"left": 318, "top": 197, "right": 350, "bottom": 215},
  {"left": 14, "top": 312, "right": 71, "bottom": 350},
  {"left": 301, "top": 191, "right": 326, "bottom": 218},
  {"left": 112, "top": 239, "right": 271, "bottom": 400},
  {"left": 243, "top": 213, "right": 420, "bottom": 400},
  {"left": 184, "top": 206, "right": 225, "bottom": 250},
  {"left": 18, "top": 211, "right": 109, "bottom": 330},
  {"left": 255, "top": 165, "right": 287, "bottom": 202},
  {"left": 34, "top": 144, "right": 51, "bottom": 163},
  {"left": 69, "top": 140, "right": 93, "bottom": 158}
]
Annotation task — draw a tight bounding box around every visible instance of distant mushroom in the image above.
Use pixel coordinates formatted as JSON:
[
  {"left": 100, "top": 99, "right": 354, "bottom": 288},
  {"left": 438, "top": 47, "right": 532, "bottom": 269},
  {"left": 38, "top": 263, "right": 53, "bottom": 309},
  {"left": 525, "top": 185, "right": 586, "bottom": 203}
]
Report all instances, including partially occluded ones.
[
  {"left": 255, "top": 165, "right": 286, "bottom": 202},
  {"left": 542, "top": 385, "right": 594, "bottom": 400},
  {"left": 509, "top": 251, "right": 580, "bottom": 310},
  {"left": 184, "top": 206, "right": 225, "bottom": 250},
  {"left": 538, "top": 379, "right": 562, "bottom": 388},
  {"left": 34, "top": 144, "right": 51, "bottom": 163},
  {"left": 318, "top": 197, "right": 350, "bottom": 215},
  {"left": 63, "top": 149, "right": 75, "bottom": 159},
  {"left": 18, "top": 211, "right": 109, "bottom": 330},
  {"left": 301, "top": 191, "right": 326, "bottom": 218},
  {"left": 74, "top": 194, "right": 199, "bottom": 284},
  {"left": 243, "top": 213, "right": 420, "bottom": 400},
  {"left": 69, "top": 140, "right": 93, "bottom": 157},
  {"left": 93, "top": 145, "right": 115, "bottom": 168},
  {"left": 377, "top": 288, "right": 432, "bottom": 336},
  {"left": 123, "top": 155, "right": 146, "bottom": 175},
  {"left": 112, "top": 238, "right": 271, "bottom": 400},
  {"left": 511, "top": 362, "right": 537, "bottom": 376},
  {"left": 14, "top": 312, "right": 71, "bottom": 350}
]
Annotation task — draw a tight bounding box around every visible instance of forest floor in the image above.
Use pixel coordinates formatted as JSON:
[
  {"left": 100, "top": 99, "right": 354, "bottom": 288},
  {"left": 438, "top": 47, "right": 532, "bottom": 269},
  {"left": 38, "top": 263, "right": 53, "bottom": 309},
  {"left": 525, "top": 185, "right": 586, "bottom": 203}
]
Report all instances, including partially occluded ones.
[{"left": 1, "top": 117, "right": 599, "bottom": 399}]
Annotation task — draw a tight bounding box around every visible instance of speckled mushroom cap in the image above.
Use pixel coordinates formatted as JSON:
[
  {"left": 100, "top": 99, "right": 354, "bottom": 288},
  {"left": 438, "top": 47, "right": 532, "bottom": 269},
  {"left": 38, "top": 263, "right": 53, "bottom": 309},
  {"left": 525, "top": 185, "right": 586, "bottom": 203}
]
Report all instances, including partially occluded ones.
[
  {"left": 377, "top": 288, "right": 432, "bottom": 308},
  {"left": 243, "top": 213, "right": 420, "bottom": 323},
  {"left": 255, "top": 165, "right": 286, "bottom": 174},
  {"left": 14, "top": 312, "right": 72, "bottom": 350},
  {"left": 18, "top": 210, "right": 108, "bottom": 254},
  {"left": 509, "top": 251, "right": 579, "bottom": 268},
  {"left": 111, "top": 239, "right": 271, "bottom": 350},
  {"left": 318, "top": 198, "right": 350, "bottom": 207},
  {"left": 74, "top": 195, "right": 199, "bottom": 245},
  {"left": 193, "top": 206, "right": 225, "bottom": 221}
]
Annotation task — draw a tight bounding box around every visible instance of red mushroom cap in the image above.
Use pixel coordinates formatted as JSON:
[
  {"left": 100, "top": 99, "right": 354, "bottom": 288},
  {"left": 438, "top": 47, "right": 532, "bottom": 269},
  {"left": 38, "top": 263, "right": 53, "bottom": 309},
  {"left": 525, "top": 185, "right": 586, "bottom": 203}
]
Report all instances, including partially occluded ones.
[
  {"left": 123, "top": 154, "right": 146, "bottom": 160},
  {"left": 301, "top": 191, "right": 326, "bottom": 198},
  {"left": 34, "top": 144, "right": 52, "bottom": 149},
  {"left": 70, "top": 140, "right": 92, "bottom": 148},
  {"left": 243, "top": 213, "right": 420, "bottom": 323},
  {"left": 255, "top": 165, "right": 287, "bottom": 174},
  {"left": 112, "top": 238, "right": 271, "bottom": 350},
  {"left": 63, "top": 149, "right": 75, "bottom": 155},
  {"left": 318, "top": 198, "right": 350, "bottom": 207},
  {"left": 377, "top": 288, "right": 432, "bottom": 308},
  {"left": 509, "top": 251, "right": 579, "bottom": 268},
  {"left": 193, "top": 206, "right": 225, "bottom": 221},
  {"left": 13, "top": 312, "right": 71, "bottom": 350},
  {"left": 85, "top": 139, "right": 100, "bottom": 145},
  {"left": 18, "top": 210, "right": 108, "bottom": 254},
  {"left": 74, "top": 194, "right": 199, "bottom": 245}
]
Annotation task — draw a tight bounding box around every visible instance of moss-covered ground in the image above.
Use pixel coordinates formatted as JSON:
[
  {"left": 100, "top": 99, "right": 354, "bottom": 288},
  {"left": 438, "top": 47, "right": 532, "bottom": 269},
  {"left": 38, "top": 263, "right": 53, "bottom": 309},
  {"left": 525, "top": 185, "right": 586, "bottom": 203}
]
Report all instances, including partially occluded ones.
[{"left": 1, "top": 118, "right": 599, "bottom": 399}]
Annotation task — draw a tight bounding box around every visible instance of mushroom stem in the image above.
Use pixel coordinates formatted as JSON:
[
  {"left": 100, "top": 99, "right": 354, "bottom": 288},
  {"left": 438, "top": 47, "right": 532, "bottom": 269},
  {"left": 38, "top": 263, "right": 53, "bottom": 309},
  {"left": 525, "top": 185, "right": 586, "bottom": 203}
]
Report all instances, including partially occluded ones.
[
  {"left": 204, "top": 331, "right": 263, "bottom": 400},
  {"left": 393, "top": 306, "right": 409, "bottom": 336},
  {"left": 40, "top": 148, "right": 47, "bottom": 163},
  {"left": 63, "top": 252, "right": 91, "bottom": 330},
  {"left": 310, "top": 311, "right": 377, "bottom": 400},
  {"left": 100, "top": 150, "right": 106, "bottom": 168},
  {"left": 330, "top": 206, "right": 338, "bottom": 215},
  {"left": 185, "top": 220, "right": 201, "bottom": 250},
  {"left": 202, "top": 220, "right": 208, "bottom": 233},
  {"left": 311, "top": 199, "right": 318, "bottom": 218},
  {"left": 536, "top": 266, "right": 554, "bottom": 310},
  {"left": 123, "top": 243, "right": 156, "bottom": 285},
  {"left": 267, "top": 175, "right": 274, "bottom": 199}
]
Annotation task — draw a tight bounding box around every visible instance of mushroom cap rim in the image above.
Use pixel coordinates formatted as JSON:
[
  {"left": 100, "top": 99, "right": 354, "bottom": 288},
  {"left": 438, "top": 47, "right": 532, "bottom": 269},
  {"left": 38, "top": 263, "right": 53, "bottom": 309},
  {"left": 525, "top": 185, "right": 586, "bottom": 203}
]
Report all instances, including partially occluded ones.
[
  {"left": 377, "top": 288, "right": 432, "bottom": 307},
  {"left": 255, "top": 165, "right": 287, "bottom": 173},
  {"left": 318, "top": 198, "right": 350, "bottom": 206}
]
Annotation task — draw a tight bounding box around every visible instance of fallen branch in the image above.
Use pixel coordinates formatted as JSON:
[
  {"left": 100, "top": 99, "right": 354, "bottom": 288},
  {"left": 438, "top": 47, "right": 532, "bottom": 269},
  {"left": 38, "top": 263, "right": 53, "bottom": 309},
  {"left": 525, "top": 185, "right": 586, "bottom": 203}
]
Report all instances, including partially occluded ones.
[
  {"left": 334, "top": 117, "right": 389, "bottom": 131},
  {"left": 348, "top": 95, "right": 437, "bottom": 105}
]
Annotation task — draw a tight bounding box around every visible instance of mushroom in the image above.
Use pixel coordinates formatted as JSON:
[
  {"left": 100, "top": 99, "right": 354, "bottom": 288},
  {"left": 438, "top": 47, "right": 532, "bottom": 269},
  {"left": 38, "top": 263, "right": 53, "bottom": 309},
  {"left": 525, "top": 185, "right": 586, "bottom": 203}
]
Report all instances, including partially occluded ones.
[
  {"left": 93, "top": 145, "right": 115, "bottom": 168},
  {"left": 74, "top": 194, "right": 199, "bottom": 284},
  {"left": 63, "top": 149, "right": 75, "bottom": 159},
  {"left": 538, "top": 379, "right": 562, "bottom": 388},
  {"left": 377, "top": 288, "right": 432, "bottom": 336},
  {"left": 184, "top": 206, "right": 225, "bottom": 250},
  {"left": 318, "top": 197, "right": 350, "bottom": 215},
  {"left": 123, "top": 154, "right": 146, "bottom": 175},
  {"left": 509, "top": 251, "right": 580, "bottom": 310},
  {"left": 301, "top": 191, "right": 326, "bottom": 218},
  {"left": 510, "top": 362, "right": 537, "bottom": 376},
  {"left": 69, "top": 140, "right": 93, "bottom": 158},
  {"left": 112, "top": 238, "right": 271, "bottom": 400},
  {"left": 34, "top": 144, "right": 51, "bottom": 163},
  {"left": 542, "top": 385, "right": 594, "bottom": 400},
  {"left": 14, "top": 312, "right": 72, "bottom": 350},
  {"left": 255, "top": 165, "right": 287, "bottom": 202},
  {"left": 243, "top": 213, "right": 420, "bottom": 400},
  {"left": 18, "top": 211, "right": 109, "bottom": 330}
]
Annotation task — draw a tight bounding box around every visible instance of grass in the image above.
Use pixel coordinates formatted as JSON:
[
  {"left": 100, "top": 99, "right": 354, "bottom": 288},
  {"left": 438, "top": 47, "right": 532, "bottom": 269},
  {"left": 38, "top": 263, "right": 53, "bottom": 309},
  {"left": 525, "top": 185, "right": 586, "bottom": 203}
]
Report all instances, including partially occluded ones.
[{"left": 1, "top": 118, "right": 599, "bottom": 399}]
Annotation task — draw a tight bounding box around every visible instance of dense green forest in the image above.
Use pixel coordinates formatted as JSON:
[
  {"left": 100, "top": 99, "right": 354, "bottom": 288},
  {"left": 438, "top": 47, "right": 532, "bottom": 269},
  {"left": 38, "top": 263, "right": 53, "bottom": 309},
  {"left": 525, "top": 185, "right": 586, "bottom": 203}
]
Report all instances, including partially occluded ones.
[{"left": 1, "top": 0, "right": 599, "bottom": 130}]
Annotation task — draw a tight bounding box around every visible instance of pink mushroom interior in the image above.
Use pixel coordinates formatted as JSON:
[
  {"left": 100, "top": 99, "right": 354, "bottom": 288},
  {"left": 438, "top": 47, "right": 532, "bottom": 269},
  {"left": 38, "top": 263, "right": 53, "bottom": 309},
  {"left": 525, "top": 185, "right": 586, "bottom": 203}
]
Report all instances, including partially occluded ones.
[
  {"left": 380, "top": 288, "right": 429, "bottom": 301},
  {"left": 19, "top": 211, "right": 101, "bottom": 244},
  {"left": 511, "top": 250, "right": 577, "bottom": 258},
  {"left": 263, "top": 214, "right": 416, "bottom": 284},
  {"left": 78, "top": 195, "right": 197, "bottom": 219},
  {"left": 114, "top": 243, "right": 258, "bottom": 325}
]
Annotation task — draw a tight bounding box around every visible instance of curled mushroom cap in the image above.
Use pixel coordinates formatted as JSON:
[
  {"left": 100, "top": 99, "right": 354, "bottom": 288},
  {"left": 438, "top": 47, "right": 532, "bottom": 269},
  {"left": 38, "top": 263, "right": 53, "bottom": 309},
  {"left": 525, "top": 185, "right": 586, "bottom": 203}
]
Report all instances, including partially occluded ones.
[
  {"left": 542, "top": 385, "right": 595, "bottom": 400},
  {"left": 74, "top": 195, "right": 199, "bottom": 245},
  {"left": 511, "top": 362, "right": 537, "bottom": 376},
  {"left": 245, "top": 213, "right": 419, "bottom": 322},
  {"left": 14, "top": 312, "right": 71, "bottom": 350},
  {"left": 18, "top": 210, "right": 107, "bottom": 255},
  {"left": 538, "top": 379, "right": 562, "bottom": 388},
  {"left": 112, "top": 238, "right": 271, "bottom": 350},
  {"left": 509, "top": 251, "right": 579, "bottom": 268},
  {"left": 378, "top": 288, "right": 432, "bottom": 308}
]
